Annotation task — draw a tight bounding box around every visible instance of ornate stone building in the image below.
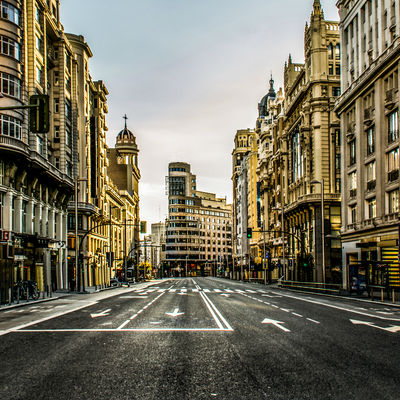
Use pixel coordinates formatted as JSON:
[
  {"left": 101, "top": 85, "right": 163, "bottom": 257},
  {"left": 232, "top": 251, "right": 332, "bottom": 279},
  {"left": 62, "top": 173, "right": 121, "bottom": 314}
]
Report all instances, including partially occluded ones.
[
  {"left": 256, "top": 1, "right": 342, "bottom": 283},
  {"left": 0, "top": 0, "right": 74, "bottom": 302},
  {"left": 335, "top": 0, "right": 400, "bottom": 290}
]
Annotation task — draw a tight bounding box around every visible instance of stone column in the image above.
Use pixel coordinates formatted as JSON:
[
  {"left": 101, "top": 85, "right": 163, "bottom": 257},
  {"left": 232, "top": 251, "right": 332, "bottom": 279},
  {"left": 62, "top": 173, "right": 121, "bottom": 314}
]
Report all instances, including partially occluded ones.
[
  {"left": 48, "top": 208, "right": 55, "bottom": 239},
  {"left": 34, "top": 204, "right": 42, "bottom": 235},
  {"left": 13, "top": 194, "right": 23, "bottom": 233},
  {"left": 3, "top": 190, "right": 13, "bottom": 231},
  {"left": 26, "top": 199, "right": 35, "bottom": 235}
]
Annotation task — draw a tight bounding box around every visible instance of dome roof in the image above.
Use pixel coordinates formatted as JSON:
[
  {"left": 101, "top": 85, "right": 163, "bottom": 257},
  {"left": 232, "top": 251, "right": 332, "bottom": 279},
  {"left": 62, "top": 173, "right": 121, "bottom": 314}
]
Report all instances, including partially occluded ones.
[
  {"left": 258, "top": 76, "right": 276, "bottom": 117},
  {"left": 116, "top": 127, "right": 137, "bottom": 145},
  {"left": 115, "top": 115, "right": 138, "bottom": 153}
]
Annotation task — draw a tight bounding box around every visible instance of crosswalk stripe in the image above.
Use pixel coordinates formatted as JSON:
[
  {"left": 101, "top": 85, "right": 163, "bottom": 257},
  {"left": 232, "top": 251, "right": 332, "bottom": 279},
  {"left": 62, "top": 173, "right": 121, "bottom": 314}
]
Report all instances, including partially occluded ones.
[
  {"left": 214, "top": 289, "right": 222, "bottom": 293},
  {"left": 204, "top": 289, "right": 210, "bottom": 293},
  {"left": 225, "top": 289, "right": 233, "bottom": 293}
]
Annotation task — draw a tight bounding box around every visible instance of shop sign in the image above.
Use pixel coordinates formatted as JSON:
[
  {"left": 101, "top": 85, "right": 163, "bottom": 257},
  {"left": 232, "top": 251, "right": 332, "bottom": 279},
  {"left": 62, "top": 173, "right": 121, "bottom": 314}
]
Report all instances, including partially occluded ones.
[{"left": 14, "top": 255, "right": 26, "bottom": 261}]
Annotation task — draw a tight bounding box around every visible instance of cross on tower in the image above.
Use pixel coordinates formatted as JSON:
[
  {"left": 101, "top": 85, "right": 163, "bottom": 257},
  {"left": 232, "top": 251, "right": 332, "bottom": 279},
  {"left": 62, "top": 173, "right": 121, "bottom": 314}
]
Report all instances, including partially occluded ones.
[{"left": 123, "top": 114, "right": 128, "bottom": 129}]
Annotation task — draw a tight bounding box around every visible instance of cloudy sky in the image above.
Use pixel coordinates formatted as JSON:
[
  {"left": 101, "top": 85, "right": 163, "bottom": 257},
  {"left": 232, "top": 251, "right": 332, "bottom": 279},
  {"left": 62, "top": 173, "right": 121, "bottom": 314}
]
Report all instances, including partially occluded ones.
[{"left": 61, "top": 0, "right": 339, "bottom": 228}]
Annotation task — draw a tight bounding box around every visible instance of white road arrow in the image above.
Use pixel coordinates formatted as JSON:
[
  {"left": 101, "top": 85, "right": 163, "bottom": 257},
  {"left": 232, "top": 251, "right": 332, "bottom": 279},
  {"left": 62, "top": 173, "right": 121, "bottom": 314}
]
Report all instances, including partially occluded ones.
[
  {"left": 165, "top": 308, "right": 184, "bottom": 317},
  {"left": 262, "top": 317, "right": 291, "bottom": 332},
  {"left": 350, "top": 319, "right": 400, "bottom": 333},
  {"left": 90, "top": 308, "right": 111, "bottom": 318}
]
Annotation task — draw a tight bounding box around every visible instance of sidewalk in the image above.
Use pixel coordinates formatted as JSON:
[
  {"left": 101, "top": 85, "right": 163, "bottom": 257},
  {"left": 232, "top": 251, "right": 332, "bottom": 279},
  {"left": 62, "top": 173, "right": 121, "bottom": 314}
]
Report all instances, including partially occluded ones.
[
  {"left": 0, "top": 280, "right": 160, "bottom": 312},
  {"left": 0, "top": 285, "right": 117, "bottom": 312}
]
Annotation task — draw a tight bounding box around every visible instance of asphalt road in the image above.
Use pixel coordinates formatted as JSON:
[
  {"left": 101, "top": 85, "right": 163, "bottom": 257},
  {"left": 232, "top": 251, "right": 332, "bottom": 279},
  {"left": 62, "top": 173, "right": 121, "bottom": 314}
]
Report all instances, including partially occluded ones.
[{"left": 1, "top": 277, "right": 400, "bottom": 400}]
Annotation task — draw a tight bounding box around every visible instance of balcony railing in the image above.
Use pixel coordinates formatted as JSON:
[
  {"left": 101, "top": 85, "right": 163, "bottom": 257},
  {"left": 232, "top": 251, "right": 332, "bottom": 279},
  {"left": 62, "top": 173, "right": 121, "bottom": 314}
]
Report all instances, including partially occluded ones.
[{"left": 0, "top": 135, "right": 29, "bottom": 155}]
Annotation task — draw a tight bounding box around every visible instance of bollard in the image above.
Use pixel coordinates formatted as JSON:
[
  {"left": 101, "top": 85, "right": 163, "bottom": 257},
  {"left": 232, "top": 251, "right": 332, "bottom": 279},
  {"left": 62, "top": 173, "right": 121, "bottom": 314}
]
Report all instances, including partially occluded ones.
[
  {"left": 381, "top": 288, "right": 384, "bottom": 303},
  {"left": 17, "top": 287, "right": 19, "bottom": 304},
  {"left": 8, "top": 288, "right": 11, "bottom": 305},
  {"left": 393, "top": 289, "right": 395, "bottom": 304}
]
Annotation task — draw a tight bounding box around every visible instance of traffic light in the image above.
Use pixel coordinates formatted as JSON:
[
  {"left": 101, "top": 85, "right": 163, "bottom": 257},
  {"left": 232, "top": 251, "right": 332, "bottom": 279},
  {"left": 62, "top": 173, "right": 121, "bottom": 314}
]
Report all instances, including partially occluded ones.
[
  {"left": 246, "top": 227, "right": 252, "bottom": 238},
  {"left": 29, "top": 95, "right": 50, "bottom": 133}
]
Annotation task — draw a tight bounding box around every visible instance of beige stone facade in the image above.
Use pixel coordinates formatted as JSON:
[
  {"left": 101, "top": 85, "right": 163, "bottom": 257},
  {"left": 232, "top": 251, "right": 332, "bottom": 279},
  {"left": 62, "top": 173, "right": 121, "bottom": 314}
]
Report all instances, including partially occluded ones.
[
  {"left": 335, "top": 0, "right": 400, "bottom": 290},
  {"left": 256, "top": 1, "right": 342, "bottom": 283}
]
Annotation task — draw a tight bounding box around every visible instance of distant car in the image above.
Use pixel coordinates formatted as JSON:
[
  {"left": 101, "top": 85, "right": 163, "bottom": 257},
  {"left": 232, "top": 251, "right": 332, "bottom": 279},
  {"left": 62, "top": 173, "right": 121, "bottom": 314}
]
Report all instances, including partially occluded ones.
[{"left": 110, "top": 278, "right": 121, "bottom": 287}]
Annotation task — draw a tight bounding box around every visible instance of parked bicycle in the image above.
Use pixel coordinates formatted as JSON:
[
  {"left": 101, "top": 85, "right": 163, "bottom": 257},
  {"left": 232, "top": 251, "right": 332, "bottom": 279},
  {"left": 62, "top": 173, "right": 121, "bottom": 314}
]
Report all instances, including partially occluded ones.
[{"left": 13, "top": 280, "right": 40, "bottom": 301}]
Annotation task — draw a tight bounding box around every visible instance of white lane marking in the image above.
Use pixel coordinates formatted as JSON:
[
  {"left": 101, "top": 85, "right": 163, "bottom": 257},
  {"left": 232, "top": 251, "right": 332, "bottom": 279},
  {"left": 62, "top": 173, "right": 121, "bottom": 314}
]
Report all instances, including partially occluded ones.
[
  {"left": 204, "top": 289, "right": 210, "bottom": 293},
  {"left": 235, "top": 289, "right": 244, "bottom": 293},
  {"left": 199, "top": 291, "right": 224, "bottom": 330},
  {"left": 273, "top": 291, "right": 400, "bottom": 322},
  {"left": 246, "top": 290, "right": 256, "bottom": 293},
  {"left": 292, "top": 313, "right": 303, "bottom": 317},
  {"left": 262, "top": 317, "right": 290, "bottom": 332},
  {"left": 192, "top": 288, "right": 199, "bottom": 292},
  {"left": 165, "top": 308, "right": 184, "bottom": 317},
  {"left": 258, "top": 290, "right": 267, "bottom": 293},
  {"left": 225, "top": 289, "right": 234, "bottom": 293},
  {"left": 169, "top": 289, "right": 177, "bottom": 292},
  {"left": 214, "top": 289, "right": 222, "bottom": 293},
  {"left": 350, "top": 319, "right": 400, "bottom": 333},
  {"left": 117, "top": 320, "right": 130, "bottom": 330},
  {"left": 181, "top": 288, "right": 187, "bottom": 292},
  {"left": 306, "top": 318, "right": 320, "bottom": 324},
  {"left": 157, "top": 289, "right": 166, "bottom": 292},
  {"left": 1, "top": 301, "right": 98, "bottom": 336},
  {"left": 201, "top": 291, "right": 233, "bottom": 331},
  {"left": 271, "top": 304, "right": 279, "bottom": 308},
  {"left": 280, "top": 308, "right": 291, "bottom": 313},
  {"left": 121, "top": 295, "right": 148, "bottom": 299},
  {"left": 90, "top": 308, "right": 111, "bottom": 318}
]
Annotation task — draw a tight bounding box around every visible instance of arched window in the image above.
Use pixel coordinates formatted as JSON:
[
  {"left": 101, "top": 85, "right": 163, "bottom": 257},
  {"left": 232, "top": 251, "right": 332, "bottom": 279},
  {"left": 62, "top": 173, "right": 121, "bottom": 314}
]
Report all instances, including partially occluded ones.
[
  {"left": 335, "top": 43, "right": 340, "bottom": 60},
  {"left": 328, "top": 43, "right": 333, "bottom": 59}
]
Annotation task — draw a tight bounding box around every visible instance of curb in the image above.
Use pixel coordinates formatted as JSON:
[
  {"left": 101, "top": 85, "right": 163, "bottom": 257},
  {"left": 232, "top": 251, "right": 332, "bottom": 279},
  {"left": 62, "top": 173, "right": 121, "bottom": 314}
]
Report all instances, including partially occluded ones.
[{"left": 0, "top": 295, "right": 64, "bottom": 312}]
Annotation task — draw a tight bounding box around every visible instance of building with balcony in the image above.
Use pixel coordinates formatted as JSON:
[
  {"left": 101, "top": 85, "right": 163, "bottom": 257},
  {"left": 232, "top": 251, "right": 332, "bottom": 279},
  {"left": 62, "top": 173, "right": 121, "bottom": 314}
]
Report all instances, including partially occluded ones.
[
  {"left": 231, "top": 128, "right": 260, "bottom": 279},
  {"left": 335, "top": 0, "right": 400, "bottom": 290},
  {"left": 166, "top": 162, "right": 232, "bottom": 277},
  {"left": 0, "top": 0, "right": 75, "bottom": 303}
]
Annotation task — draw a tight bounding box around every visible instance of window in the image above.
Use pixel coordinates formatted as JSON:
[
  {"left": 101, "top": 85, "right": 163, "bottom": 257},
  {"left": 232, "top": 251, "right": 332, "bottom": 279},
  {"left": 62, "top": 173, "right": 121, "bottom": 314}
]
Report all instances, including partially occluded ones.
[
  {"left": 1, "top": 72, "right": 21, "bottom": 98},
  {"left": 65, "top": 100, "right": 72, "bottom": 120},
  {"left": 366, "top": 126, "right": 375, "bottom": 155},
  {"left": 366, "top": 198, "right": 376, "bottom": 219},
  {"left": 0, "top": 35, "right": 20, "bottom": 59},
  {"left": 335, "top": 64, "right": 341, "bottom": 75},
  {"left": 349, "top": 205, "right": 357, "bottom": 224},
  {"left": 54, "top": 98, "right": 59, "bottom": 113},
  {"left": 54, "top": 125, "right": 60, "bottom": 138},
  {"left": 349, "top": 139, "right": 356, "bottom": 165},
  {"left": 335, "top": 129, "right": 341, "bottom": 146},
  {"left": 21, "top": 200, "right": 27, "bottom": 233},
  {"left": 1, "top": 1, "right": 20, "bottom": 25},
  {"left": 291, "top": 127, "right": 303, "bottom": 182},
  {"left": 54, "top": 157, "right": 60, "bottom": 169},
  {"left": 35, "top": 35, "right": 41, "bottom": 52},
  {"left": 35, "top": 65, "right": 42, "bottom": 84},
  {"left": 349, "top": 171, "right": 357, "bottom": 195},
  {"left": 328, "top": 43, "right": 333, "bottom": 59},
  {"left": 388, "top": 147, "right": 399, "bottom": 171},
  {"left": 335, "top": 44, "right": 340, "bottom": 60},
  {"left": 335, "top": 154, "right": 341, "bottom": 170},
  {"left": 366, "top": 161, "right": 376, "bottom": 182},
  {"left": 35, "top": 6, "right": 40, "bottom": 22},
  {"left": 0, "top": 160, "right": 3, "bottom": 185},
  {"left": 332, "top": 86, "right": 341, "bottom": 97},
  {"left": 329, "top": 64, "right": 334, "bottom": 75},
  {"left": 388, "top": 110, "right": 398, "bottom": 143},
  {"left": 36, "top": 135, "right": 43, "bottom": 154},
  {"left": 388, "top": 190, "right": 399, "bottom": 213},
  {"left": 66, "top": 127, "right": 72, "bottom": 147},
  {"left": 66, "top": 160, "right": 72, "bottom": 176},
  {"left": 0, "top": 114, "right": 22, "bottom": 139}
]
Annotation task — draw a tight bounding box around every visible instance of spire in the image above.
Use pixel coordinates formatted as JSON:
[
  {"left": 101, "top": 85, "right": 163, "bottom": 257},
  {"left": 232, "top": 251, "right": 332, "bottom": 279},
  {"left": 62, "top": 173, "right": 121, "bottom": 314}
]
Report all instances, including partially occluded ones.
[
  {"left": 268, "top": 74, "right": 276, "bottom": 97},
  {"left": 312, "top": 0, "right": 323, "bottom": 16},
  {"left": 123, "top": 114, "right": 128, "bottom": 129}
]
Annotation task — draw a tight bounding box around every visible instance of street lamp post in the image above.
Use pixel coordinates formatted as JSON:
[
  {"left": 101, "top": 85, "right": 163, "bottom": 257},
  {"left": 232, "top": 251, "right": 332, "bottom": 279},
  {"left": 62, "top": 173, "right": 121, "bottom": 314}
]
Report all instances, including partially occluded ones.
[
  {"left": 185, "top": 255, "right": 188, "bottom": 277},
  {"left": 74, "top": 176, "right": 87, "bottom": 292},
  {"left": 311, "top": 179, "right": 325, "bottom": 284}
]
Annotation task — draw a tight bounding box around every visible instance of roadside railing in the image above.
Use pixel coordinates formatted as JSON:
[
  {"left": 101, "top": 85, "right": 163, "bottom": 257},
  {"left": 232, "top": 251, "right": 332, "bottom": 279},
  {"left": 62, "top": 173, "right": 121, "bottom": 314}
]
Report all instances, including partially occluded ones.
[{"left": 278, "top": 279, "right": 342, "bottom": 294}]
